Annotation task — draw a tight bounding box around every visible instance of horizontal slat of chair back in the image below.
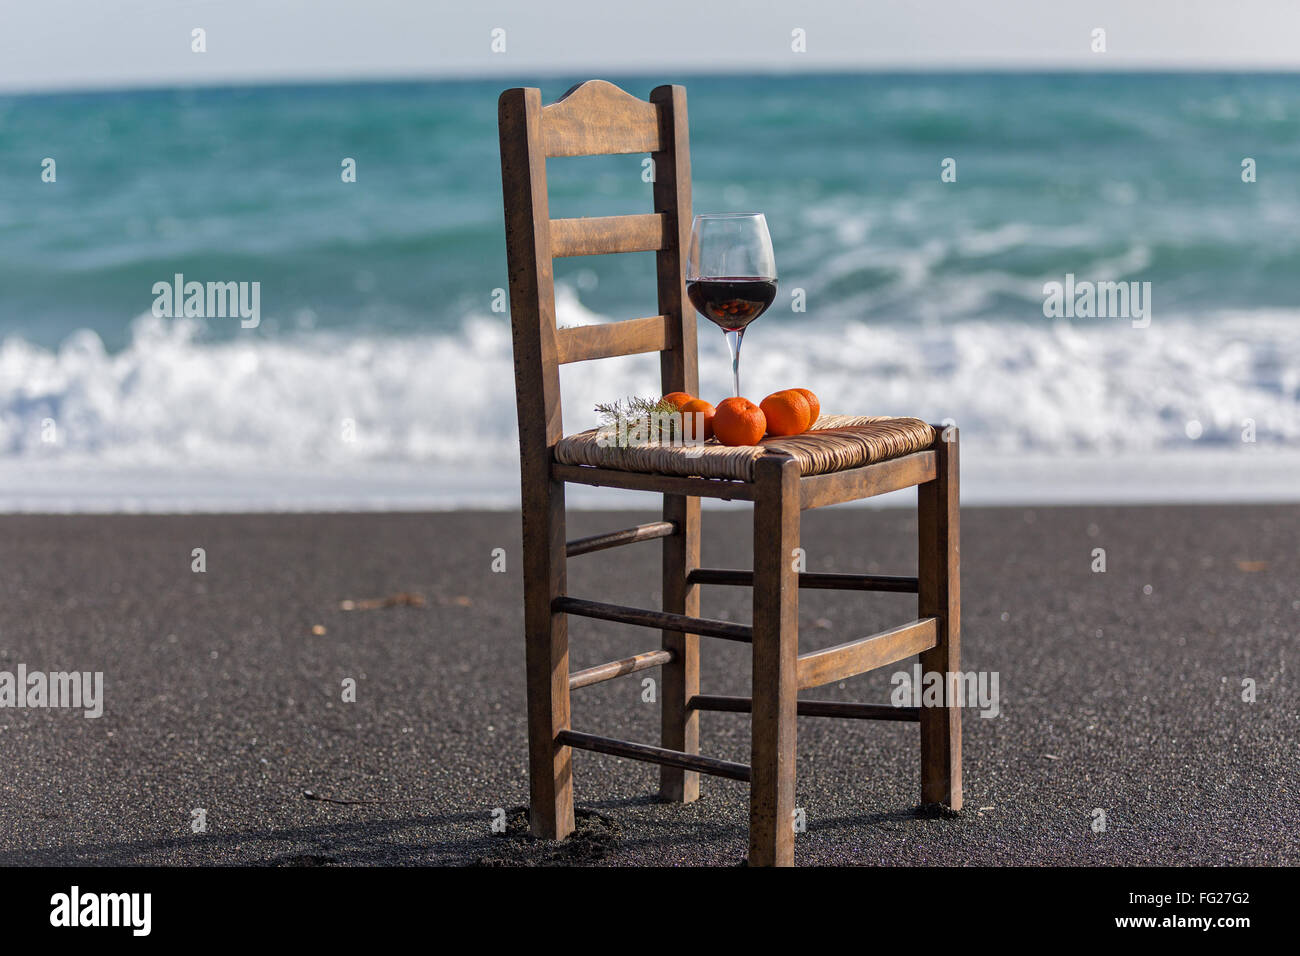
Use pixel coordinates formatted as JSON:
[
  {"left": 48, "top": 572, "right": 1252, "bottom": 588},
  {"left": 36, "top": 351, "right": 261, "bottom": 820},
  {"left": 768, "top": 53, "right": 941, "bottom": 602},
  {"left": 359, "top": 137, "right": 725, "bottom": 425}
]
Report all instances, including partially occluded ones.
[
  {"left": 550, "top": 213, "right": 670, "bottom": 258},
  {"left": 542, "top": 79, "right": 664, "bottom": 157},
  {"left": 556, "top": 315, "right": 671, "bottom": 365}
]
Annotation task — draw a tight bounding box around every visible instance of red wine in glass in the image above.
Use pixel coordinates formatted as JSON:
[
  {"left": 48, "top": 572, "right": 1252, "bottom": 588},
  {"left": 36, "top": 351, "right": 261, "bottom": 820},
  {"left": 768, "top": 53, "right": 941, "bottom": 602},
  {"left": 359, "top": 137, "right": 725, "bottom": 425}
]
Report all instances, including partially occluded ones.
[
  {"left": 686, "top": 214, "right": 777, "bottom": 397},
  {"left": 686, "top": 277, "right": 778, "bottom": 333}
]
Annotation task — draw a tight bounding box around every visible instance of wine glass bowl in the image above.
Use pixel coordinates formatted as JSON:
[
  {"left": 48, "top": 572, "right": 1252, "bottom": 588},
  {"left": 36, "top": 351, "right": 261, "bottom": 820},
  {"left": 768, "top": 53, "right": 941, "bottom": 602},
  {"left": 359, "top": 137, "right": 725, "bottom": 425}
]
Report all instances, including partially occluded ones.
[{"left": 686, "top": 213, "right": 777, "bottom": 397}]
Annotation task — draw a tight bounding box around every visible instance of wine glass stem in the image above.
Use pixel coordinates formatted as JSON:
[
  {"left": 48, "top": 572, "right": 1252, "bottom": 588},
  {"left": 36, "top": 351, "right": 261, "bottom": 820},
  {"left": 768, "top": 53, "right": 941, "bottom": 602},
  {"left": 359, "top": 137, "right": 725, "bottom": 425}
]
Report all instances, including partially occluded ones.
[{"left": 725, "top": 329, "right": 745, "bottom": 397}]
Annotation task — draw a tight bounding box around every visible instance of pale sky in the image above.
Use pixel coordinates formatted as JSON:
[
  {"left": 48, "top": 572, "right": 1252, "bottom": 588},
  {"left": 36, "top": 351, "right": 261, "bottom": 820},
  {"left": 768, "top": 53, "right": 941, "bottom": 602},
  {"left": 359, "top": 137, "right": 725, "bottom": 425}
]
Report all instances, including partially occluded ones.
[{"left": 2, "top": 0, "right": 1299, "bottom": 93}]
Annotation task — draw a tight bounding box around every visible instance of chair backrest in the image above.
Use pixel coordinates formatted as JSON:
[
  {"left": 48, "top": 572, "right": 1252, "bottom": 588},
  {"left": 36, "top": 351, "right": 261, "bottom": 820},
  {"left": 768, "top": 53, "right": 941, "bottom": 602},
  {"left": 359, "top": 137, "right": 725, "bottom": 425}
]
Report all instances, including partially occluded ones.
[{"left": 497, "top": 80, "right": 697, "bottom": 473}]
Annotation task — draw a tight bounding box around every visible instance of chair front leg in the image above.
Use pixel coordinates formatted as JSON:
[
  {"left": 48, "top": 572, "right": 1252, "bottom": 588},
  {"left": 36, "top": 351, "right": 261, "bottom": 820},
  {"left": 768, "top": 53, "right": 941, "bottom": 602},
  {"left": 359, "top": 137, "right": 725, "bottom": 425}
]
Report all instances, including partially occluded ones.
[
  {"left": 918, "top": 427, "right": 962, "bottom": 810},
  {"left": 660, "top": 492, "right": 701, "bottom": 802},
  {"left": 522, "top": 475, "right": 576, "bottom": 839},
  {"left": 749, "top": 455, "right": 800, "bottom": 866}
]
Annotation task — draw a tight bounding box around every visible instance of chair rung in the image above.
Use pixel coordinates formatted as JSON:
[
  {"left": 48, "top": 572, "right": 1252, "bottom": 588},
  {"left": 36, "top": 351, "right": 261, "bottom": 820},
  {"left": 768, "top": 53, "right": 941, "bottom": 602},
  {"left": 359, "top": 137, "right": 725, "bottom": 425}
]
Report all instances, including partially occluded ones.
[
  {"left": 569, "top": 650, "right": 675, "bottom": 690},
  {"left": 553, "top": 596, "right": 753, "bottom": 643},
  {"left": 566, "top": 521, "right": 676, "bottom": 557},
  {"left": 690, "top": 695, "right": 921, "bottom": 722},
  {"left": 797, "top": 617, "right": 939, "bottom": 690},
  {"left": 689, "top": 568, "right": 919, "bottom": 593},
  {"left": 557, "top": 730, "right": 751, "bottom": 782}
]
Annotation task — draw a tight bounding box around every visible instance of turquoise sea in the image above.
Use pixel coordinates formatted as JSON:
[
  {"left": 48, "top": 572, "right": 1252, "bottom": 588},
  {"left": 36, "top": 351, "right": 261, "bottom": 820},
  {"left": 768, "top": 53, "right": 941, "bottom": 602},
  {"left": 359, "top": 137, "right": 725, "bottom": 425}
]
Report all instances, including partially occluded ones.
[{"left": 1, "top": 73, "right": 1297, "bottom": 508}]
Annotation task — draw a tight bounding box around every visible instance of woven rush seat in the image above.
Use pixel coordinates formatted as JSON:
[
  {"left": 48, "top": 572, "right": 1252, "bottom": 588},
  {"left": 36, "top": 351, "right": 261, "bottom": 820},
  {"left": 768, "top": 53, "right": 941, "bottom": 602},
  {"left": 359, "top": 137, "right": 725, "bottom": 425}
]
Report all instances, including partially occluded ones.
[{"left": 555, "top": 415, "right": 936, "bottom": 482}]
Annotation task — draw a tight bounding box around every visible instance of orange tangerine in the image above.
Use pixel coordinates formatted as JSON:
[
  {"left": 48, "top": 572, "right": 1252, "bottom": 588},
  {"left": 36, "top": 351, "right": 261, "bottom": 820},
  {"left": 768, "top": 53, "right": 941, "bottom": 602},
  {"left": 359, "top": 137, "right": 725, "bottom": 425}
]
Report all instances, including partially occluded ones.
[
  {"left": 679, "top": 398, "right": 715, "bottom": 441},
  {"left": 792, "top": 388, "right": 820, "bottom": 426},
  {"left": 760, "top": 390, "right": 811, "bottom": 436},
  {"left": 661, "top": 391, "right": 694, "bottom": 411},
  {"left": 713, "top": 397, "right": 766, "bottom": 446}
]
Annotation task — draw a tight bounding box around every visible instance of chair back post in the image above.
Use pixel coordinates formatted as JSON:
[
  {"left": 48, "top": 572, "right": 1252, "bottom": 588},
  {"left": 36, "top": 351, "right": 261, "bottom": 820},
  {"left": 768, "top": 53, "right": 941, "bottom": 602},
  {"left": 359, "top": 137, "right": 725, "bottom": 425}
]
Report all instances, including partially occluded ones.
[
  {"left": 645, "top": 85, "right": 701, "bottom": 801},
  {"left": 649, "top": 84, "right": 697, "bottom": 398},
  {"left": 498, "top": 86, "right": 563, "bottom": 462},
  {"left": 499, "top": 86, "right": 575, "bottom": 840}
]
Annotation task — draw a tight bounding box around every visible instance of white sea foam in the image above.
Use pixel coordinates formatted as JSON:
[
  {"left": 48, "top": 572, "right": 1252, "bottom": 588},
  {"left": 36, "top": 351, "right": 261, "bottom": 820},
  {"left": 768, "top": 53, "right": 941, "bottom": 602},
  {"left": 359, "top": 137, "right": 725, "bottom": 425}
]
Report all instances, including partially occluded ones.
[{"left": 1, "top": 293, "right": 1297, "bottom": 511}]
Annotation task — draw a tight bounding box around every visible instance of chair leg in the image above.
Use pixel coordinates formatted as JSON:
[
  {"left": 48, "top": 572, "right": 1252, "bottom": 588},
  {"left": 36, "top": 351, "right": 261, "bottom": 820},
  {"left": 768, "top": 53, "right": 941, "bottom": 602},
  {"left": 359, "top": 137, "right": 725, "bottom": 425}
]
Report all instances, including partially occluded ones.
[
  {"left": 918, "top": 428, "right": 962, "bottom": 810},
  {"left": 660, "top": 493, "right": 701, "bottom": 802},
  {"left": 749, "top": 456, "right": 800, "bottom": 866},
  {"left": 522, "top": 475, "right": 576, "bottom": 839}
]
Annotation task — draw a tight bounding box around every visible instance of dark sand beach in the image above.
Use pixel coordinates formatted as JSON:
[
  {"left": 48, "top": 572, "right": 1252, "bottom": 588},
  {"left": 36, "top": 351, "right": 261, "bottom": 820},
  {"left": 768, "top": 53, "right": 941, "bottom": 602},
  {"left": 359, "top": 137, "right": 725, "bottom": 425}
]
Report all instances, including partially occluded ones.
[{"left": 0, "top": 504, "right": 1295, "bottom": 866}]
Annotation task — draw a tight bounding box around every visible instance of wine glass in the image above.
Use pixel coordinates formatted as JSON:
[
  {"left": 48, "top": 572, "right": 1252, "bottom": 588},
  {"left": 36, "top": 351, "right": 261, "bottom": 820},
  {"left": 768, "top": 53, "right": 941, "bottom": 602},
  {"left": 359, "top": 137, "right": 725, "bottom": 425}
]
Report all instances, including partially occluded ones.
[{"left": 686, "top": 213, "right": 777, "bottom": 398}]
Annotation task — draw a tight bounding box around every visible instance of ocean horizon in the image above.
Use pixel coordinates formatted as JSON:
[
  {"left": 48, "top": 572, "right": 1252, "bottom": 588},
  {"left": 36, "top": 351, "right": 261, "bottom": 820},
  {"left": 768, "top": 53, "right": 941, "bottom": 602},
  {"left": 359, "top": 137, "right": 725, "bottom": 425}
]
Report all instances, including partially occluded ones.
[{"left": 2, "top": 71, "right": 1298, "bottom": 511}]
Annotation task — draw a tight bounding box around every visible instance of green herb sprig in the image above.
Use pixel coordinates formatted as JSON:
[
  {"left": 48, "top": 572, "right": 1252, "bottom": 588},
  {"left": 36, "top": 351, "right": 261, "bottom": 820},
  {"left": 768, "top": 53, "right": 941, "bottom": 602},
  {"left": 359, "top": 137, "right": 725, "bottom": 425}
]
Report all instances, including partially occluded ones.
[{"left": 593, "top": 396, "right": 684, "bottom": 448}]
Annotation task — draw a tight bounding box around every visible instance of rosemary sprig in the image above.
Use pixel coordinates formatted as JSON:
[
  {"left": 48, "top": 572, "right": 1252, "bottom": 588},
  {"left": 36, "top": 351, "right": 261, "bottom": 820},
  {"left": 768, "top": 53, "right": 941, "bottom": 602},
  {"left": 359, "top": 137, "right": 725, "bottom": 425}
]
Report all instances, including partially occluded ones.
[{"left": 594, "top": 396, "right": 685, "bottom": 448}]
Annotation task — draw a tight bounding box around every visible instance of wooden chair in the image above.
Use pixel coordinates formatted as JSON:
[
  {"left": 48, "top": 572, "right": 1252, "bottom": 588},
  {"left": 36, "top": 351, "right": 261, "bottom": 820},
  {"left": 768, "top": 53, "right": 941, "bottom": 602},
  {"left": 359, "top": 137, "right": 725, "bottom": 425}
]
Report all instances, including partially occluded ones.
[{"left": 498, "top": 79, "right": 961, "bottom": 866}]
